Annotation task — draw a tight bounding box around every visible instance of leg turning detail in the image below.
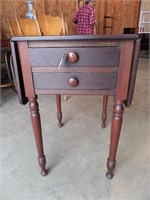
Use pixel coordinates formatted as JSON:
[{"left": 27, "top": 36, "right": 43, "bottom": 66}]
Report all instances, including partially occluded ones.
[
  {"left": 106, "top": 100, "right": 124, "bottom": 179},
  {"left": 29, "top": 97, "right": 48, "bottom": 176}
]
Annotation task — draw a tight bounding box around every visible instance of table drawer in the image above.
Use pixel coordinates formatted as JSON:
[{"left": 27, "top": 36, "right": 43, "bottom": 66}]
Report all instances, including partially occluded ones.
[
  {"left": 29, "top": 47, "right": 120, "bottom": 67},
  {"left": 33, "top": 72, "right": 117, "bottom": 90}
]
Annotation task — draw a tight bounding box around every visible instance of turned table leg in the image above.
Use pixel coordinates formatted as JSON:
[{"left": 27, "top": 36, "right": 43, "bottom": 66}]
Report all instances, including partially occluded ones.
[
  {"left": 106, "top": 100, "right": 124, "bottom": 179},
  {"left": 56, "top": 95, "right": 63, "bottom": 127},
  {"left": 101, "top": 96, "right": 108, "bottom": 128},
  {"left": 29, "top": 97, "right": 48, "bottom": 176}
]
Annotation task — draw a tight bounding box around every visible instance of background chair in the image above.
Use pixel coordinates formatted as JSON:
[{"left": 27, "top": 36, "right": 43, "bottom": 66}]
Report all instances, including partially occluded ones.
[
  {"left": 18, "top": 18, "right": 41, "bottom": 36},
  {"left": 37, "top": 14, "right": 65, "bottom": 36},
  {"left": 9, "top": 17, "right": 22, "bottom": 36}
]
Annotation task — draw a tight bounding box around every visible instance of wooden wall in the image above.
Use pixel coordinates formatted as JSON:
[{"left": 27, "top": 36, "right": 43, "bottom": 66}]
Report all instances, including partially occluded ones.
[
  {"left": 96, "top": 0, "right": 141, "bottom": 34},
  {"left": 0, "top": 0, "right": 141, "bottom": 39}
]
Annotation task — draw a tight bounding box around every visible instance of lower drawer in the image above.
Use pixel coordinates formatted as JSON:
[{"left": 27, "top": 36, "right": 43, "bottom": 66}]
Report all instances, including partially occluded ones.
[{"left": 33, "top": 72, "right": 117, "bottom": 90}]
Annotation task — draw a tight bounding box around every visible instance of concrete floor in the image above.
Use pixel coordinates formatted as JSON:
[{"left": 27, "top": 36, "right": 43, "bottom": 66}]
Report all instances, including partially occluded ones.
[{"left": 0, "top": 58, "right": 150, "bottom": 200}]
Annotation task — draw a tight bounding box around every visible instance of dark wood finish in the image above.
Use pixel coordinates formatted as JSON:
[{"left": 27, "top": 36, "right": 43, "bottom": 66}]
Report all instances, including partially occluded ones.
[
  {"left": 56, "top": 95, "right": 63, "bottom": 127},
  {"left": 10, "top": 42, "right": 28, "bottom": 104},
  {"left": 10, "top": 35, "right": 140, "bottom": 179},
  {"left": 125, "top": 38, "right": 141, "bottom": 107},
  {"left": 106, "top": 100, "right": 124, "bottom": 179},
  {"left": 17, "top": 42, "right": 35, "bottom": 98},
  {"left": 101, "top": 96, "right": 108, "bottom": 128},
  {"left": 29, "top": 97, "right": 47, "bottom": 176},
  {"left": 29, "top": 47, "right": 120, "bottom": 67},
  {"left": 116, "top": 41, "right": 134, "bottom": 100},
  {"left": 32, "top": 72, "right": 117, "bottom": 91}
]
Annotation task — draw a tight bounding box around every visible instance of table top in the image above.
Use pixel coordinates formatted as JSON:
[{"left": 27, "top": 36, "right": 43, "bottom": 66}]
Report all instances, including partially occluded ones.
[{"left": 11, "top": 34, "right": 139, "bottom": 41}]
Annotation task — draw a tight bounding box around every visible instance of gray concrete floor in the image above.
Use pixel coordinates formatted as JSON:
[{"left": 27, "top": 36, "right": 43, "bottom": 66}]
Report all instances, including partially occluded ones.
[{"left": 0, "top": 58, "right": 150, "bottom": 200}]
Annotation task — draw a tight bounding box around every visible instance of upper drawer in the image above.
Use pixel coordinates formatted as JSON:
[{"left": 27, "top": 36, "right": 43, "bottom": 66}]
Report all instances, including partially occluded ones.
[{"left": 29, "top": 47, "right": 120, "bottom": 67}]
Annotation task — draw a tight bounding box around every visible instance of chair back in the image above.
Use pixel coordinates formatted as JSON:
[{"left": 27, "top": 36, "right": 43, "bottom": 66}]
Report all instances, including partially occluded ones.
[
  {"left": 9, "top": 18, "right": 22, "bottom": 36},
  {"left": 37, "top": 14, "right": 65, "bottom": 35},
  {"left": 18, "top": 18, "right": 41, "bottom": 36}
]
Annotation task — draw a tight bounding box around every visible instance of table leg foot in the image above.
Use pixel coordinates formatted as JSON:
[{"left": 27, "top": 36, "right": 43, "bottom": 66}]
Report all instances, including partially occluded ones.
[
  {"left": 101, "top": 123, "right": 106, "bottom": 129},
  {"left": 57, "top": 112, "right": 63, "bottom": 127},
  {"left": 106, "top": 172, "right": 113, "bottom": 179},
  {"left": 41, "top": 169, "right": 48, "bottom": 176},
  {"left": 58, "top": 121, "right": 63, "bottom": 127},
  {"left": 38, "top": 156, "right": 48, "bottom": 176},
  {"left": 106, "top": 159, "right": 116, "bottom": 179}
]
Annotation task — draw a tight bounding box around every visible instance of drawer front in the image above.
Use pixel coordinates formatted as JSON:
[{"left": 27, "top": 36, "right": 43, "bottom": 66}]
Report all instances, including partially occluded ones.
[
  {"left": 29, "top": 47, "right": 120, "bottom": 67},
  {"left": 33, "top": 72, "right": 117, "bottom": 90}
]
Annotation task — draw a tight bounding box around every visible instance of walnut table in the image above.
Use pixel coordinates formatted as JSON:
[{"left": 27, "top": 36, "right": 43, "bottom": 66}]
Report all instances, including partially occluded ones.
[{"left": 11, "top": 35, "right": 140, "bottom": 179}]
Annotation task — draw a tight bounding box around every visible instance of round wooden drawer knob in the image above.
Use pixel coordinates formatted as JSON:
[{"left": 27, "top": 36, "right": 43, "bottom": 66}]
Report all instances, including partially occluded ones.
[
  {"left": 68, "top": 77, "right": 78, "bottom": 87},
  {"left": 67, "top": 52, "right": 78, "bottom": 63}
]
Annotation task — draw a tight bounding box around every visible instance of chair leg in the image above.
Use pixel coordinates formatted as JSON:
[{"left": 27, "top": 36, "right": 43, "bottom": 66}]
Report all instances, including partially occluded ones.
[
  {"left": 101, "top": 96, "right": 108, "bottom": 128},
  {"left": 56, "top": 95, "right": 63, "bottom": 127}
]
